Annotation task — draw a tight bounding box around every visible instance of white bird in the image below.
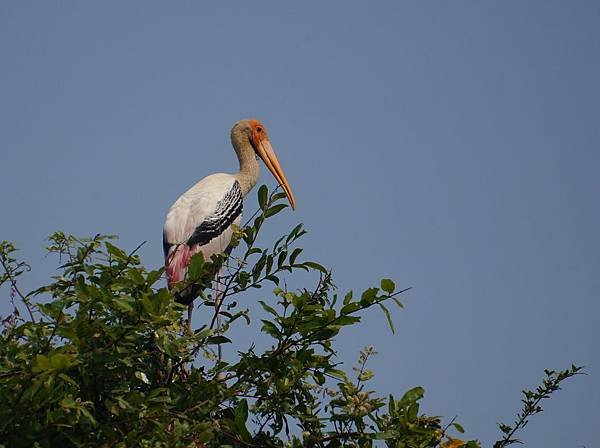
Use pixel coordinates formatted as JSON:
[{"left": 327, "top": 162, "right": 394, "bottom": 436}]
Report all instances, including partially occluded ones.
[{"left": 163, "top": 119, "right": 295, "bottom": 306}]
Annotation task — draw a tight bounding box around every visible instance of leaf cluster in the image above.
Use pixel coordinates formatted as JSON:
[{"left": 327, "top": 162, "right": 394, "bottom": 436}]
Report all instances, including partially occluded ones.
[
  {"left": 0, "top": 187, "right": 581, "bottom": 448},
  {"left": 493, "top": 365, "right": 584, "bottom": 448}
]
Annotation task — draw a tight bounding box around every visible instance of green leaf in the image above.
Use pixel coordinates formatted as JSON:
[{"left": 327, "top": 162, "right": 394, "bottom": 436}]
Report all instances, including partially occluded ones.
[
  {"left": 253, "top": 215, "right": 264, "bottom": 232},
  {"left": 380, "top": 278, "right": 395, "bottom": 294},
  {"left": 187, "top": 252, "right": 205, "bottom": 279},
  {"left": 407, "top": 402, "right": 419, "bottom": 421},
  {"left": 194, "top": 328, "right": 213, "bottom": 339},
  {"left": 261, "top": 320, "right": 281, "bottom": 337},
  {"left": 60, "top": 397, "right": 77, "bottom": 409},
  {"left": 361, "top": 287, "right": 378, "bottom": 304},
  {"left": 264, "top": 203, "right": 288, "bottom": 218},
  {"left": 286, "top": 223, "right": 305, "bottom": 243},
  {"left": 58, "top": 373, "right": 78, "bottom": 387},
  {"left": 452, "top": 422, "right": 465, "bottom": 434},
  {"left": 343, "top": 290, "right": 353, "bottom": 305},
  {"left": 265, "top": 274, "right": 280, "bottom": 285},
  {"left": 206, "top": 335, "right": 231, "bottom": 345},
  {"left": 105, "top": 242, "right": 128, "bottom": 261},
  {"left": 374, "top": 431, "right": 395, "bottom": 440},
  {"left": 114, "top": 296, "right": 136, "bottom": 314},
  {"left": 273, "top": 234, "right": 287, "bottom": 252},
  {"left": 135, "top": 371, "right": 150, "bottom": 384},
  {"left": 32, "top": 353, "right": 79, "bottom": 374},
  {"left": 303, "top": 261, "right": 327, "bottom": 273},
  {"left": 146, "top": 268, "right": 164, "bottom": 286},
  {"left": 271, "top": 191, "right": 288, "bottom": 203},
  {"left": 38, "top": 302, "right": 64, "bottom": 319},
  {"left": 289, "top": 247, "right": 303, "bottom": 265},
  {"left": 378, "top": 303, "right": 395, "bottom": 334},
  {"left": 464, "top": 442, "right": 480, "bottom": 448},
  {"left": 127, "top": 268, "right": 145, "bottom": 285},
  {"left": 247, "top": 247, "right": 262, "bottom": 256},
  {"left": 334, "top": 315, "right": 361, "bottom": 326},
  {"left": 234, "top": 399, "right": 251, "bottom": 442},
  {"left": 265, "top": 254, "right": 274, "bottom": 275},
  {"left": 258, "top": 300, "right": 278, "bottom": 316},
  {"left": 392, "top": 297, "right": 404, "bottom": 309},
  {"left": 399, "top": 386, "right": 425, "bottom": 406},
  {"left": 253, "top": 253, "right": 267, "bottom": 282},
  {"left": 258, "top": 185, "right": 268, "bottom": 210},
  {"left": 358, "top": 369, "right": 374, "bottom": 382},
  {"left": 388, "top": 395, "right": 396, "bottom": 414},
  {"left": 328, "top": 369, "right": 348, "bottom": 380},
  {"left": 277, "top": 250, "right": 287, "bottom": 269},
  {"left": 340, "top": 302, "right": 360, "bottom": 315},
  {"left": 79, "top": 407, "right": 97, "bottom": 425}
]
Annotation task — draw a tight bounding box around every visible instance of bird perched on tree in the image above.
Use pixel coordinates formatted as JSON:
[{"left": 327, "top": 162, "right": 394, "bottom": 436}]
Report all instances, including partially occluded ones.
[{"left": 163, "top": 119, "right": 296, "bottom": 306}]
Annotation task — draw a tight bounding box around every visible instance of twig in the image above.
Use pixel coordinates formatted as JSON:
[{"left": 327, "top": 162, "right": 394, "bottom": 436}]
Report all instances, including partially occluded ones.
[
  {"left": 112, "top": 241, "right": 146, "bottom": 278},
  {"left": 440, "top": 415, "right": 458, "bottom": 440},
  {"left": 493, "top": 366, "right": 583, "bottom": 448},
  {"left": 242, "top": 185, "right": 282, "bottom": 227},
  {"left": 41, "top": 310, "right": 63, "bottom": 353},
  {"left": 209, "top": 227, "right": 258, "bottom": 331},
  {"left": 0, "top": 254, "right": 35, "bottom": 323},
  {"left": 317, "top": 431, "right": 360, "bottom": 443}
]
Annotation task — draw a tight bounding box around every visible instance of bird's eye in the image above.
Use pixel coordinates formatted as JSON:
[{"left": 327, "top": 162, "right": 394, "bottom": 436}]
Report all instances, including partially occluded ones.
[{"left": 256, "top": 127, "right": 262, "bottom": 133}]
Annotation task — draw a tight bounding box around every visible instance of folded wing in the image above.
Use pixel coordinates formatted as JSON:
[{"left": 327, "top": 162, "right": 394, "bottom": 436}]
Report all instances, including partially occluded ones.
[{"left": 163, "top": 173, "right": 243, "bottom": 303}]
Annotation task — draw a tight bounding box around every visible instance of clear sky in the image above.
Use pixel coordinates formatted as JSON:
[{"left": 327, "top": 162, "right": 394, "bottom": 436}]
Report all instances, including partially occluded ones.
[{"left": 1, "top": 2, "right": 599, "bottom": 446}]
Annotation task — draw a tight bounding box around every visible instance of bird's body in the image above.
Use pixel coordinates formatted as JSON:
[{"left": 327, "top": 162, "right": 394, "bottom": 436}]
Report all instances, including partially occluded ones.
[
  {"left": 163, "top": 173, "right": 242, "bottom": 294},
  {"left": 163, "top": 119, "right": 295, "bottom": 305}
]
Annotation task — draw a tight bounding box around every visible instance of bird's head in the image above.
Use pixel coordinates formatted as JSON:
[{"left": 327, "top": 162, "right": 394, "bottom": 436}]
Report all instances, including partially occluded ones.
[{"left": 232, "top": 119, "right": 296, "bottom": 210}]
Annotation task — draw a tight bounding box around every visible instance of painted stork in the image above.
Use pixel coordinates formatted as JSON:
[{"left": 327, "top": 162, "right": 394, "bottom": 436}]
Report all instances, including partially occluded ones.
[{"left": 163, "top": 119, "right": 296, "bottom": 308}]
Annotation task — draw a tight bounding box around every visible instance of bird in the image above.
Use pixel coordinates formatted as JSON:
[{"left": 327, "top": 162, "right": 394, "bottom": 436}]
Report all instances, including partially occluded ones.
[{"left": 162, "top": 119, "right": 296, "bottom": 309}]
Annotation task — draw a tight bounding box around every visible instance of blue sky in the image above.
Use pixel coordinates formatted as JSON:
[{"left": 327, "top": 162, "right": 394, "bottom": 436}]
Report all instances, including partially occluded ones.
[{"left": 1, "top": 2, "right": 599, "bottom": 446}]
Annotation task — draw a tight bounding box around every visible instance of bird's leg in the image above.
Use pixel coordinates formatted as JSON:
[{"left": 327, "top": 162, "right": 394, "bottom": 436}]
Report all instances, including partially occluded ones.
[
  {"left": 215, "top": 267, "right": 223, "bottom": 361},
  {"left": 180, "top": 302, "right": 193, "bottom": 379},
  {"left": 187, "top": 302, "right": 193, "bottom": 334}
]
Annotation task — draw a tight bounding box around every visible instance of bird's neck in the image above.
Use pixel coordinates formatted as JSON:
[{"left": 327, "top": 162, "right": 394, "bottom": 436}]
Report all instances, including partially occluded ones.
[{"left": 233, "top": 139, "right": 260, "bottom": 196}]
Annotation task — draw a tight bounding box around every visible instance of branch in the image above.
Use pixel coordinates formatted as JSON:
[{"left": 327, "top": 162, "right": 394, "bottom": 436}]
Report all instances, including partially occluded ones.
[
  {"left": 0, "top": 249, "right": 35, "bottom": 323},
  {"left": 493, "top": 365, "right": 584, "bottom": 448},
  {"left": 112, "top": 240, "right": 146, "bottom": 278},
  {"left": 275, "top": 287, "right": 411, "bottom": 356}
]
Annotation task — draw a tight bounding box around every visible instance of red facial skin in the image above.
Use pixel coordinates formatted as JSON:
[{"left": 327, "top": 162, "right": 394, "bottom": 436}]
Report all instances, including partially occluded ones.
[{"left": 248, "top": 119, "right": 269, "bottom": 150}]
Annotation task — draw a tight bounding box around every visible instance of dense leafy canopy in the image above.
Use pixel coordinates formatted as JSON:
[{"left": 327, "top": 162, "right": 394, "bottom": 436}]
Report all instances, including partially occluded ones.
[{"left": 0, "top": 187, "right": 581, "bottom": 447}]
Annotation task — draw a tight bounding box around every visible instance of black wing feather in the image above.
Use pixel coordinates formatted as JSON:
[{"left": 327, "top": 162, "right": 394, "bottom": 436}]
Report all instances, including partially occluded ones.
[{"left": 186, "top": 180, "right": 243, "bottom": 248}]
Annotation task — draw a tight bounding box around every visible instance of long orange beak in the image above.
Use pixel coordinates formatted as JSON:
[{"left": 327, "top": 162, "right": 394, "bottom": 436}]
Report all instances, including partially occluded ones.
[{"left": 256, "top": 140, "right": 296, "bottom": 209}]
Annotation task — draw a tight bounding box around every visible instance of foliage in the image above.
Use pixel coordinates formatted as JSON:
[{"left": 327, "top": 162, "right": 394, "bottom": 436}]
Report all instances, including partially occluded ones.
[
  {"left": 493, "top": 365, "right": 583, "bottom": 448},
  {"left": 0, "top": 186, "right": 581, "bottom": 447}
]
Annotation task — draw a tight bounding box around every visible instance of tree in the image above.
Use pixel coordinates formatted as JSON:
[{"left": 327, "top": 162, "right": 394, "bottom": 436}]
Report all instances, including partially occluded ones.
[{"left": 0, "top": 187, "right": 582, "bottom": 447}]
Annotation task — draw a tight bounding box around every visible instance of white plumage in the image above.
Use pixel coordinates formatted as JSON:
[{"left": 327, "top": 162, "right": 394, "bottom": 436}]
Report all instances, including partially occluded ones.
[{"left": 163, "top": 174, "right": 241, "bottom": 294}]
